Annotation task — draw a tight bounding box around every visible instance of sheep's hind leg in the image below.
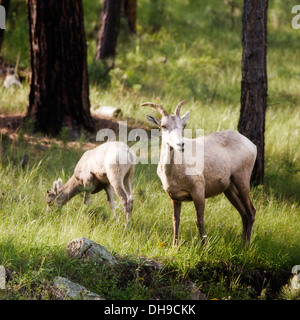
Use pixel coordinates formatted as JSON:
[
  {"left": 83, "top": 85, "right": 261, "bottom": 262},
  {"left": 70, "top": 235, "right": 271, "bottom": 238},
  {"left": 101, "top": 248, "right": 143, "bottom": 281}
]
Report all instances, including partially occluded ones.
[
  {"left": 232, "top": 182, "right": 256, "bottom": 243},
  {"left": 124, "top": 169, "right": 134, "bottom": 218},
  {"left": 224, "top": 183, "right": 254, "bottom": 243},
  {"left": 110, "top": 182, "right": 131, "bottom": 222},
  {"left": 105, "top": 185, "right": 117, "bottom": 219}
]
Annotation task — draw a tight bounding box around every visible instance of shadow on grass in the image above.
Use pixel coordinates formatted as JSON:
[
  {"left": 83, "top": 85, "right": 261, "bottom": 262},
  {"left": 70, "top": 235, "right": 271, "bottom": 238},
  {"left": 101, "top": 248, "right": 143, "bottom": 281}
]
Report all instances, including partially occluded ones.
[
  {"left": 191, "top": 260, "right": 291, "bottom": 300},
  {"left": 263, "top": 152, "right": 300, "bottom": 203}
]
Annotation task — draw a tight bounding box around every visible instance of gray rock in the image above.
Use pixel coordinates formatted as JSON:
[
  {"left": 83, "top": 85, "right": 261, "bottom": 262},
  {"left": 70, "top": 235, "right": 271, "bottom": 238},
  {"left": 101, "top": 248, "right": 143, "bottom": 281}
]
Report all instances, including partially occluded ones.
[
  {"left": 185, "top": 281, "right": 207, "bottom": 300},
  {"left": 91, "top": 105, "right": 122, "bottom": 118},
  {"left": 67, "top": 237, "right": 118, "bottom": 266},
  {"left": 291, "top": 265, "right": 300, "bottom": 290},
  {"left": 3, "top": 74, "right": 22, "bottom": 88},
  {"left": 53, "top": 276, "right": 104, "bottom": 300},
  {"left": 138, "top": 257, "right": 165, "bottom": 270},
  {"left": 291, "top": 274, "right": 300, "bottom": 290}
]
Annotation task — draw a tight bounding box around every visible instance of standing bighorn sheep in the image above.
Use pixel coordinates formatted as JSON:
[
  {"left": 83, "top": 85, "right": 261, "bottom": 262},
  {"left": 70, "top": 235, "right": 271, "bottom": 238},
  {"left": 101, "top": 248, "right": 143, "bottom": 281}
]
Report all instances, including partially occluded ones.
[
  {"left": 46, "top": 141, "right": 136, "bottom": 221},
  {"left": 142, "top": 101, "right": 257, "bottom": 245}
]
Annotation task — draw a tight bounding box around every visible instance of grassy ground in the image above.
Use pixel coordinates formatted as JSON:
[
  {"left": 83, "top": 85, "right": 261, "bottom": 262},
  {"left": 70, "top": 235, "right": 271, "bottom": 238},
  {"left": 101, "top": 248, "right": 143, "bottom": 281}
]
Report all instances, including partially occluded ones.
[{"left": 0, "top": 0, "right": 299, "bottom": 300}]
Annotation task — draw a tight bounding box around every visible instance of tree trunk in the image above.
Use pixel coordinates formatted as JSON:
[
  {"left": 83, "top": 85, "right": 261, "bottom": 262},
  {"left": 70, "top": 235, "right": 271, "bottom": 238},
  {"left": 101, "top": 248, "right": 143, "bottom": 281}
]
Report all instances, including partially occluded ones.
[
  {"left": 238, "top": 0, "right": 268, "bottom": 185},
  {"left": 0, "top": 0, "right": 10, "bottom": 51},
  {"left": 26, "top": 0, "right": 94, "bottom": 136},
  {"left": 95, "top": 0, "right": 121, "bottom": 61},
  {"left": 122, "top": 0, "right": 137, "bottom": 34}
]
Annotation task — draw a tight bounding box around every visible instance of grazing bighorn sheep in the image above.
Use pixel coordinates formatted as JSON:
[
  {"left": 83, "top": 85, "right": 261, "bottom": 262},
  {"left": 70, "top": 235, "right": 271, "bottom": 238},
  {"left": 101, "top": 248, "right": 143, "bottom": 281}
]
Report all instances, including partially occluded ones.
[
  {"left": 46, "top": 141, "right": 136, "bottom": 221},
  {"left": 142, "top": 100, "right": 257, "bottom": 245}
]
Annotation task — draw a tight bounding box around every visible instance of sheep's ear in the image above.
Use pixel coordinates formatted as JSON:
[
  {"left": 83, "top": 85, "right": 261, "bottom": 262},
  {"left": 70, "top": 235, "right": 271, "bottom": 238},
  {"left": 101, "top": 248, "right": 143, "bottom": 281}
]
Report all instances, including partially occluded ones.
[
  {"left": 53, "top": 179, "right": 62, "bottom": 194},
  {"left": 146, "top": 114, "right": 161, "bottom": 128},
  {"left": 181, "top": 111, "right": 190, "bottom": 124},
  {"left": 57, "top": 178, "right": 63, "bottom": 189},
  {"left": 52, "top": 180, "right": 58, "bottom": 193}
]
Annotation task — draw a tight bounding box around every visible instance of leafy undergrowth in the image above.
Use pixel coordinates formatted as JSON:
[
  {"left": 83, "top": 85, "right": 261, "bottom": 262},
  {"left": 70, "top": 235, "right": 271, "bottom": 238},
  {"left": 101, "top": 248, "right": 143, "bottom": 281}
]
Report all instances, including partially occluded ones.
[{"left": 0, "top": 256, "right": 294, "bottom": 300}]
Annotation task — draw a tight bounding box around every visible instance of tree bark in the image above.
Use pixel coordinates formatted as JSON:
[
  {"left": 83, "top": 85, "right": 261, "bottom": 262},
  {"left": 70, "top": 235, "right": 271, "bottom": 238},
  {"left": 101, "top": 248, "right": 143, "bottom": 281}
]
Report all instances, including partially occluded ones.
[
  {"left": 0, "top": 0, "right": 10, "bottom": 51},
  {"left": 122, "top": 0, "right": 137, "bottom": 34},
  {"left": 26, "top": 0, "right": 94, "bottom": 136},
  {"left": 95, "top": 0, "right": 121, "bottom": 61},
  {"left": 238, "top": 0, "right": 268, "bottom": 185}
]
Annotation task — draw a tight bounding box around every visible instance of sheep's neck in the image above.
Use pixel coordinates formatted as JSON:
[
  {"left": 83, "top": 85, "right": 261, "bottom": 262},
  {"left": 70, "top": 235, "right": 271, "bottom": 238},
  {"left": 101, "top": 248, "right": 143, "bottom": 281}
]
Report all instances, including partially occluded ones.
[
  {"left": 57, "top": 175, "right": 81, "bottom": 205},
  {"left": 159, "top": 141, "right": 182, "bottom": 176}
]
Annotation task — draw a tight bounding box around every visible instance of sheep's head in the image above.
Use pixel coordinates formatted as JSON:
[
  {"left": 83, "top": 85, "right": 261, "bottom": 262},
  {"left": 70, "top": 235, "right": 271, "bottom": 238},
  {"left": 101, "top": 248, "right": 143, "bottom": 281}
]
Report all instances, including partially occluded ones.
[
  {"left": 46, "top": 178, "right": 63, "bottom": 206},
  {"left": 142, "top": 101, "right": 190, "bottom": 152}
]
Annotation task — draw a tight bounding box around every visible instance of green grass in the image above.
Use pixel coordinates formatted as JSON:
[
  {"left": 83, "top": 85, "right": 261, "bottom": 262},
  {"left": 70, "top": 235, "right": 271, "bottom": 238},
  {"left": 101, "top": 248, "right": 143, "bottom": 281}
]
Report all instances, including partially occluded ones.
[{"left": 0, "top": 0, "right": 299, "bottom": 300}]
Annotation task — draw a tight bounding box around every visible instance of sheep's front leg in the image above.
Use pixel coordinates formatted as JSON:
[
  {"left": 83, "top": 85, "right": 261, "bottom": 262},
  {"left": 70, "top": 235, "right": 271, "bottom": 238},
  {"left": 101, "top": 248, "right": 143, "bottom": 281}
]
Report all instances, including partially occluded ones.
[
  {"left": 84, "top": 192, "right": 91, "bottom": 205},
  {"left": 172, "top": 200, "right": 181, "bottom": 246},
  {"left": 191, "top": 189, "right": 206, "bottom": 245}
]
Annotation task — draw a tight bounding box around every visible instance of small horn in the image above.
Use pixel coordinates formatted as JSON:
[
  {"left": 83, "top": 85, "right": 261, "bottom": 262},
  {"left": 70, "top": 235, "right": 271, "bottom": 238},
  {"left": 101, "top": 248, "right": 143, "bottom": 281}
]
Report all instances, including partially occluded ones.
[
  {"left": 175, "top": 100, "right": 187, "bottom": 116},
  {"left": 141, "top": 102, "right": 169, "bottom": 117}
]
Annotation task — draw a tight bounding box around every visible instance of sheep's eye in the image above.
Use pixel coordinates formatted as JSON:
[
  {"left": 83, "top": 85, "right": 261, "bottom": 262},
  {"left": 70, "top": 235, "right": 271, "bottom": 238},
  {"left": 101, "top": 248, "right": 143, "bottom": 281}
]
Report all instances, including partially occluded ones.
[{"left": 161, "top": 125, "right": 167, "bottom": 130}]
